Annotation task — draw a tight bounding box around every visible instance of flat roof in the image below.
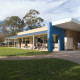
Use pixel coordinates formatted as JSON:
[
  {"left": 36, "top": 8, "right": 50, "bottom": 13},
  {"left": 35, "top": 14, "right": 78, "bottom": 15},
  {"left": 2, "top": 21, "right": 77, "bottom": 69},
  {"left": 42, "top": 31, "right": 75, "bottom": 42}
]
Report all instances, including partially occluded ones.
[
  {"left": 17, "top": 27, "right": 47, "bottom": 35},
  {"left": 5, "top": 30, "right": 47, "bottom": 39},
  {"left": 52, "top": 18, "right": 80, "bottom": 31},
  {"left": 6, "top": 27, "right": 47, "bottom": 39}
]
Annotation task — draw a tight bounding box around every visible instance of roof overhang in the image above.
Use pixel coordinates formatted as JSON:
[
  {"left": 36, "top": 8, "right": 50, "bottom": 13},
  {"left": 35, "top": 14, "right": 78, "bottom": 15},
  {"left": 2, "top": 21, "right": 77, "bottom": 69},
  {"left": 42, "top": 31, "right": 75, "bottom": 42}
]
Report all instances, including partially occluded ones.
[
  {"left": 52, "top": 18, "right": 80, "bottom": 32},
  {"left": 5, "top": 30, "right": 47, "bottom": 39}
]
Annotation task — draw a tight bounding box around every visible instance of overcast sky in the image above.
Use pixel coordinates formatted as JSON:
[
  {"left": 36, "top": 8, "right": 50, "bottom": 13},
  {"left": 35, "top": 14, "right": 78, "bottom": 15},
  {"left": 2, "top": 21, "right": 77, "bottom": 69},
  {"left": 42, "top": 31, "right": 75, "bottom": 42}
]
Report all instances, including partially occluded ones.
[{"left": 0, "top": 0, "right": 80, "bottom": 25}]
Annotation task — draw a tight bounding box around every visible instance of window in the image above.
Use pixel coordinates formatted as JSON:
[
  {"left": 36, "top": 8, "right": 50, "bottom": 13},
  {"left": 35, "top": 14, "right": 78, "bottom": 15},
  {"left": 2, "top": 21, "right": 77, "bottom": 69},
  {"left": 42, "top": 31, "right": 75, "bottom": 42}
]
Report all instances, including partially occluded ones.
[{"left": 23, "top": 38, "right": 29, "bottom": 43}]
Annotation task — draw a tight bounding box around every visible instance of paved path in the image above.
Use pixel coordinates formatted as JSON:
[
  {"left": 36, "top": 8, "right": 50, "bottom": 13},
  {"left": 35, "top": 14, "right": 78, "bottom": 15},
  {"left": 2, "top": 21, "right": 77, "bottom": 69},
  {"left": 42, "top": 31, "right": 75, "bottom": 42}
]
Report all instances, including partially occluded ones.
[{"left": 0, "top": 50, "right": 80, "bottom": 64}]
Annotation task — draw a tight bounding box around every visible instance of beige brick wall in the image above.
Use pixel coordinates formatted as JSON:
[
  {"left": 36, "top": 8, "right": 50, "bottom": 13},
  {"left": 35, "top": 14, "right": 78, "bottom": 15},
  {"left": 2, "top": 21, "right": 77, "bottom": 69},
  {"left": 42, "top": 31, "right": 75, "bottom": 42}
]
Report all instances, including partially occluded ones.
[{"left": 65, "top": 29, "right": 80, "bottom": 49}]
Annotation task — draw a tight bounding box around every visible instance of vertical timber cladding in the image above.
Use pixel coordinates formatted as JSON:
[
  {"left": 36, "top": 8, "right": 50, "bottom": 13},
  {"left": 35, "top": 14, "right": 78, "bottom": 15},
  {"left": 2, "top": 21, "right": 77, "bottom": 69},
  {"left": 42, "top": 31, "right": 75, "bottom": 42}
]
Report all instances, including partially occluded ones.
[{"left": 65, "top": 29, "right": 80, "bottom": 49}]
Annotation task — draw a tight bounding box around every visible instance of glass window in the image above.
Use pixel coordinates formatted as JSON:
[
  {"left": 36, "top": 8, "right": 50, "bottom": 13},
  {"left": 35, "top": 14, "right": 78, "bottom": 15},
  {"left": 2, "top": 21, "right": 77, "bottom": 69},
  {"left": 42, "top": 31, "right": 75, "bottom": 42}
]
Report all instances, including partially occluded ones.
[{"left": 23, "top": 38, "right": 29, "bottom": 43}]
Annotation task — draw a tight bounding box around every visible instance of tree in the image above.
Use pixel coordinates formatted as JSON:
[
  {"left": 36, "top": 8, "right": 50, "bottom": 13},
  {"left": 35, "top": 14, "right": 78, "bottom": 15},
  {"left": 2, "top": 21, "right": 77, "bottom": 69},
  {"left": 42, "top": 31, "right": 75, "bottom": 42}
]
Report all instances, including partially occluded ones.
[
  {"left": 23, "top": 9, "right": 44, "bottom": 30},
  {"left": 3, "top": 16, "right": 25, "bottom": 35},
  {"left": 0, "top": 23, "right": 8, "bottom": 35},
  {"left": 0, "top": 36, "right": 5, "bottom": 43}
]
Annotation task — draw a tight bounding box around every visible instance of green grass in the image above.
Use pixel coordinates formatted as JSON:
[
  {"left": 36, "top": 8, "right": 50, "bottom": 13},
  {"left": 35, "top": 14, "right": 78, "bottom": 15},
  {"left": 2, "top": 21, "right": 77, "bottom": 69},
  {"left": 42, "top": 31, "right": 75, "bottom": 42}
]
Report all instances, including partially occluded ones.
[
  {"left": 0, "top": 47, "right": 49, "bottom": 56},
  {"left": 0, "top": 58, "right": 80, "bottom": 80}
]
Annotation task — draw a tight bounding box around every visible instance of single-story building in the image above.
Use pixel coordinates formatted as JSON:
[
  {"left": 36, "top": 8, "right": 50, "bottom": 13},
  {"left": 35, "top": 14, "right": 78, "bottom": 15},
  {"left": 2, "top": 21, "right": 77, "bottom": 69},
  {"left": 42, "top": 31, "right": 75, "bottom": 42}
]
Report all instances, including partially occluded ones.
[{"left": 5, "top": 18, "right": 80, "bottom": 51}]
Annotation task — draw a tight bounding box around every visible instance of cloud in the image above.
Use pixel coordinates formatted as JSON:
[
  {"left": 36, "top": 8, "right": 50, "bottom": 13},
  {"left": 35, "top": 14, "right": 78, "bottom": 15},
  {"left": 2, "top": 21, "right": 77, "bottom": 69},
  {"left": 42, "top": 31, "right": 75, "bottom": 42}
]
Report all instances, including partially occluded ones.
[{"left": 0, "top": 0, "right": 80, "bottom": 25}]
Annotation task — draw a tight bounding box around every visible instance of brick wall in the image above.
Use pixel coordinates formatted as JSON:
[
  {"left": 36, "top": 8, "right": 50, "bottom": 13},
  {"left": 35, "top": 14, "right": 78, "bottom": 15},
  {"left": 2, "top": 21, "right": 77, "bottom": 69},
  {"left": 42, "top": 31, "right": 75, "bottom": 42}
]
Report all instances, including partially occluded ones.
[{"left": 65, "top": 29, "right": 80, "bottom": 49}]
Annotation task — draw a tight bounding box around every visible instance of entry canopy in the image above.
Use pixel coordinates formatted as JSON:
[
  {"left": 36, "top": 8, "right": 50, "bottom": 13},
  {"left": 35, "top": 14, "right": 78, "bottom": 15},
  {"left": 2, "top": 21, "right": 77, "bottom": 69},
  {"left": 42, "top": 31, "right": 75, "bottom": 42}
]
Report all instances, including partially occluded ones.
[{"left": 52, "top": 18, "right": 80, "bottom": 32}]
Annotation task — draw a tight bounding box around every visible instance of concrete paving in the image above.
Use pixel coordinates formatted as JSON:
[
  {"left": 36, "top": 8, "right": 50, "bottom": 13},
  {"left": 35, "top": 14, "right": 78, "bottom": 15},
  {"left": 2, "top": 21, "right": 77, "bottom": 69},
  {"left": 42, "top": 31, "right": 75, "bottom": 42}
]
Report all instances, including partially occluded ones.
[{"left": 0, "top": 50, "right": 80, "bottom": 64}]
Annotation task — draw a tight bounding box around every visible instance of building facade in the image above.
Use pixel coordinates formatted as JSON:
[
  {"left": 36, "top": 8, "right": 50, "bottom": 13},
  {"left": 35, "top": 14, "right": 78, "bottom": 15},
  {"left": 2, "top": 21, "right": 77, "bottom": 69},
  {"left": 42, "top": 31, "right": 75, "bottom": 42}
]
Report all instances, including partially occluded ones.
[{"left": 5, "top": 18, "right": 80, "bottom": 51}]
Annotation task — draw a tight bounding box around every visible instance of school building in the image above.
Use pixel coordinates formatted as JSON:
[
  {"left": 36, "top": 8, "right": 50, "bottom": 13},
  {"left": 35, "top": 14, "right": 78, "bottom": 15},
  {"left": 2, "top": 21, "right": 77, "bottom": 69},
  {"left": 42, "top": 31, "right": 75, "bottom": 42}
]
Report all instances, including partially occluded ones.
[{"left": 5, "top": 18, "right": 80, "bottom": 51}]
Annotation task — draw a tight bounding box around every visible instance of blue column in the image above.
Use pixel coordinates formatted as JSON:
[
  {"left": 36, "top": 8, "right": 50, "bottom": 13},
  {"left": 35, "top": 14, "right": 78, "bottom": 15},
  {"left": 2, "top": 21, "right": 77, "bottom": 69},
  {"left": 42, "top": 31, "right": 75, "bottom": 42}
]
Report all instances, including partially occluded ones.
[
  {"left": 48, "top": 22, "right": 53, "bottom": 52},
  {"left": 58, "top": 33, "right": 64, "bottom": 51}
]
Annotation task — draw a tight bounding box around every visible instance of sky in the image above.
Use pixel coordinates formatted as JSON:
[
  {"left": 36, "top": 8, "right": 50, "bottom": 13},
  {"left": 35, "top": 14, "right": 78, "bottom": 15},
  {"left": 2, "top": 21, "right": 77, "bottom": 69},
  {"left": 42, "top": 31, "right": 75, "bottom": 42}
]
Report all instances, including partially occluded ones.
[{"left": 0, "top": 0, "right": 80, "bottom": 25}]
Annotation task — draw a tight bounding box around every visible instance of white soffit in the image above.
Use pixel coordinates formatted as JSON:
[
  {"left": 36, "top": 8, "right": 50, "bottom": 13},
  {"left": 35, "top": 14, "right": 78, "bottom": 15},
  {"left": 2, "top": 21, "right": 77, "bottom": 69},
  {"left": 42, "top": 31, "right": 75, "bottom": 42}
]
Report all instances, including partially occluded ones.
[{"left": 52, "top": 18, "right": 80, "bottom": 31}]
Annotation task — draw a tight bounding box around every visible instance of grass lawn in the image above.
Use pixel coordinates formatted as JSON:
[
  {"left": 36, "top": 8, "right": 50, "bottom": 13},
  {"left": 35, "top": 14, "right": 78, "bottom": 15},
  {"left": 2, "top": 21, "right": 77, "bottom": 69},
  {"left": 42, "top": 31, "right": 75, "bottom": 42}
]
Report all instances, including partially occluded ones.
[
  {"left": 0, "top": 58, "right": 80, "bottom": 80},
  {"left": 0, "top": 47, "right": 49, "bottom": 56}
]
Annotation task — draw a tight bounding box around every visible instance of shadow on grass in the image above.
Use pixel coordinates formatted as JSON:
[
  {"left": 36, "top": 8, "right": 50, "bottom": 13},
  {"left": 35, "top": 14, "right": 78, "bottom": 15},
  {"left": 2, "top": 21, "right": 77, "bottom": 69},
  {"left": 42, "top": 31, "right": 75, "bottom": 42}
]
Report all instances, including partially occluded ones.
[{"left": 0, "top": 58, "right": 80, "bottom": 80}]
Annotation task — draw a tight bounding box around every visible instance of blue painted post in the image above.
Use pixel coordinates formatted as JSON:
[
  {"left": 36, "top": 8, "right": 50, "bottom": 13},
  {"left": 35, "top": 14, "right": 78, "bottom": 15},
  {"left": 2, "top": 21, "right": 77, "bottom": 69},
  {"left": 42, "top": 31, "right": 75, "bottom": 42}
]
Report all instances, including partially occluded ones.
[
  {"left": 48, "top": 22, "right": 53, "bottom": 52},
  {"left": 58, "top": 33, "right": 64, "bottom": 51}
]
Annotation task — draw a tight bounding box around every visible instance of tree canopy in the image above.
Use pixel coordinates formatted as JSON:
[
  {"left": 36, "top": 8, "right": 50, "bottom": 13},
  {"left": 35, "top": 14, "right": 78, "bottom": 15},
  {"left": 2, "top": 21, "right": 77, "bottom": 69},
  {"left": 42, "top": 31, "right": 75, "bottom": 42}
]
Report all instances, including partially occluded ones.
[
  {"left": 23, "top": 9, "right": 44, "bottom": 30},
  {"left": 0, "top": 9, "right": 44, "bottom": 42},
  {"left": 2, "top": 16, "right": 25, "bottom": 35}
]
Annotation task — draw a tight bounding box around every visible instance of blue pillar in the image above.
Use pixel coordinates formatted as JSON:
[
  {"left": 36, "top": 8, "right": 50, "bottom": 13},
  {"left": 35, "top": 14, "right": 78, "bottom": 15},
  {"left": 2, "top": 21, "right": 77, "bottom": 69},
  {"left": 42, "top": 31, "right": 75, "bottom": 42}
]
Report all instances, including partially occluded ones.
[
  {"left": 48, "top": 22, "right": 53, "bottom": 52},
  {"left": 58, "top": 33, "right": 65, "bottom": 51}
]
